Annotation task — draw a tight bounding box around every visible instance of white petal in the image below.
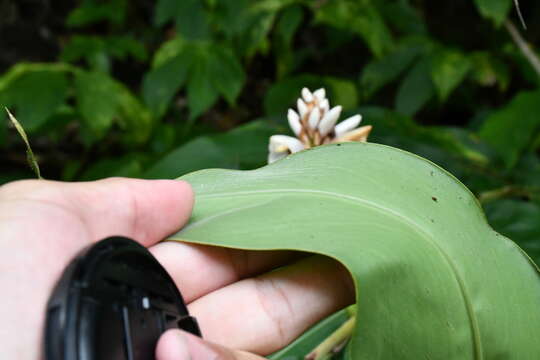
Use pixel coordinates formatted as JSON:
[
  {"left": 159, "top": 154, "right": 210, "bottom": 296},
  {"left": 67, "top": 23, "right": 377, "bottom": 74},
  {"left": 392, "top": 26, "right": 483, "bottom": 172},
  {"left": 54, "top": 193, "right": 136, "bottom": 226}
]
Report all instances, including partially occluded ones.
[
  {"left": 308, "top": 107, "right": 321, "bottom": 129},
  {"left": 268, "top": 151, "right": 287, "bottom": 163},
  {"left": 319, "top": 99, "right": 329, "bottom": 113},
  {"left": 302, "top": 87, "right": 313, "bottom": 102},
  {"left": 287, "top": 109, "right": 302, "bottom": 136},
  {"left": 335, "top": 114, "right": 362, "bottom": 138},
  {"left": 297, "top": 98, "right": 308, "bottom": 118},
  {"left": 269, "top": 135, "right": 305, "bottom": 153},
  {"left": 313, "top": 88, "right": 326, "bottom": 102},
  {"left": 318, "top": 105, "right": 342, "bottom": 136}
]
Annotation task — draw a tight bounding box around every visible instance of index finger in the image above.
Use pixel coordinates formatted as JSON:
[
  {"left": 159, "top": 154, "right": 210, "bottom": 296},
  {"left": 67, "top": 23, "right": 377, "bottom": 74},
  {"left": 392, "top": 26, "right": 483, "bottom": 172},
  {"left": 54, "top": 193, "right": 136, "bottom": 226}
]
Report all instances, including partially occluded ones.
[{"left": 150, "top": 241, "right": 302, "bottom": 303}]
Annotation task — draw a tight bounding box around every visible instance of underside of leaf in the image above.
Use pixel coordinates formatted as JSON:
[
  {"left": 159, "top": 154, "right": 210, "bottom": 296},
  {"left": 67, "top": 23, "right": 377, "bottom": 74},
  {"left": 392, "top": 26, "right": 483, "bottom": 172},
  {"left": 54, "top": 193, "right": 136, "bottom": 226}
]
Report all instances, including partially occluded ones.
[{"left": 169, "top": 143, "right": 540, "bottom": 359}]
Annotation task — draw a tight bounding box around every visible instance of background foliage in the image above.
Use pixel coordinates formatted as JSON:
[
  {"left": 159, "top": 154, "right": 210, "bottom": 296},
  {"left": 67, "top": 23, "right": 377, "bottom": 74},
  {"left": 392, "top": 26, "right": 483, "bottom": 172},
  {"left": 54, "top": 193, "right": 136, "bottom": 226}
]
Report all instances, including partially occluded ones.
[{"left": 0, "top": 0, "right": 539, "bottom": 263}]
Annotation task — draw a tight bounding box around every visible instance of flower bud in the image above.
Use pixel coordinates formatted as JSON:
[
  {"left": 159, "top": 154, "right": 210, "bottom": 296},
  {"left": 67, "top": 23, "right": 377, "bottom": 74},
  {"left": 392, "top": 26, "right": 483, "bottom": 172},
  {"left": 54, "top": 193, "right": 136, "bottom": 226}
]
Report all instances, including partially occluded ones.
[
  {"left": 335, "top": 115, "right": 362, "bottom": 138},
  {"left": 287, "top": 109, "right": 302, "bottom": 136},
  {"left": 302, "top": 87, "right": 313, "bottom": 102},
  {"left": 318, "top": 106, "right": 342, "bottom": 136},
  {"left": 308, "top": 107, "right": 321, "bottom": 129},
  {"left": 313, "top": 88, "right": 326, "bottom": 102}
]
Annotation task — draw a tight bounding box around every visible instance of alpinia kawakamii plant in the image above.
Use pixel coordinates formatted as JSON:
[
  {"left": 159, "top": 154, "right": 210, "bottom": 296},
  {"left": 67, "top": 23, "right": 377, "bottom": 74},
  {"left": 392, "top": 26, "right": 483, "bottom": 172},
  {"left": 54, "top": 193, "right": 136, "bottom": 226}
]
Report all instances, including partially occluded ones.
[{"left": 268, "top": 87, "right": 372, "bottom": 163}]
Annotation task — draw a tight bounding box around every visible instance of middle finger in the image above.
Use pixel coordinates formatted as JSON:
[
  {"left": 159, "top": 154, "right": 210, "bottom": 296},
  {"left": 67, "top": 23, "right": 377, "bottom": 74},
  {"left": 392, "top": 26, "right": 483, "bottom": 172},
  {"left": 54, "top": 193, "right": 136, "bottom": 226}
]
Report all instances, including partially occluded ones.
[{"left": 188, "top": 255, "right": 355, "bottom": 355}]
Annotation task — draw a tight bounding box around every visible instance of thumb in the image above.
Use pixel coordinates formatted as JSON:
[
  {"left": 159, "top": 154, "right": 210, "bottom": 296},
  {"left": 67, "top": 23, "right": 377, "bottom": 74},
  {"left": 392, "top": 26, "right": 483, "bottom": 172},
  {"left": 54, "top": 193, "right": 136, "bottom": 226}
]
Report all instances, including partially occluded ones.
[
  {"left": 156, "top": 329, "right": 267, "bottom": 360},
  {"left": 0, "top": 178, "right": 193, "bottom": 247}
]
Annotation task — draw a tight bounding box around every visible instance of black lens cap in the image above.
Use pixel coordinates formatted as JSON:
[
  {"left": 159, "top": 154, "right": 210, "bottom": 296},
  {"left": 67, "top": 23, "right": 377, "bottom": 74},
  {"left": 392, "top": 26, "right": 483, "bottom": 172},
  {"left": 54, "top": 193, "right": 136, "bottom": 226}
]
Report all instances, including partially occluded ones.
[{"left": 44, "top": 236, "right": 201, "bottom": 360}]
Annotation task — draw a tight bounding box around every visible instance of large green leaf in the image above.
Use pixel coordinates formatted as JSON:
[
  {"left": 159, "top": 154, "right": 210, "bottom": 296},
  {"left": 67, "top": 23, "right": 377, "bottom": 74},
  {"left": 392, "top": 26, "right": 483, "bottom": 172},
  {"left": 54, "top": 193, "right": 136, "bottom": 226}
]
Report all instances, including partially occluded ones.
[{"left": 170, "top": 143, "right": 540, "bottom": 359}]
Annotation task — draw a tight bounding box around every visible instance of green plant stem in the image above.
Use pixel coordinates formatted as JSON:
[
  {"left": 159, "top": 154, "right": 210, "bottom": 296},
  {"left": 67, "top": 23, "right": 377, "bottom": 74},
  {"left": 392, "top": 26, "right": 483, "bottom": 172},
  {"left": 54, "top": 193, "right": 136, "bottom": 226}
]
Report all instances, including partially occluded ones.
[{"left": 305, "top": 315, "right": 355, "bottom": 360}]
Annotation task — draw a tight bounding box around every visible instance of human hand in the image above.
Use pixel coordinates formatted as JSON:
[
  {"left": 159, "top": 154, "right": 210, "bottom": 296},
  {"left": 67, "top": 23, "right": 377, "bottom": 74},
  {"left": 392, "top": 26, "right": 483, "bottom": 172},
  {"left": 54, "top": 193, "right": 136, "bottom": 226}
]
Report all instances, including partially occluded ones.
[
  {"left": 0, "top": 178, "right": 194, "bottom": 359},
  {"left": 0, "top": 178, "right": 354, "bottom": 360}
]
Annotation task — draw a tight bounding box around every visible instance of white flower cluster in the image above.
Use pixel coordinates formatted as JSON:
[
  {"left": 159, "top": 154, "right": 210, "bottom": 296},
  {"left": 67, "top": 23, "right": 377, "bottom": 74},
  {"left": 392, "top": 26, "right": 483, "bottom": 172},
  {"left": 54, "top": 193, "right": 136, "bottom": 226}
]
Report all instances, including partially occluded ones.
[{"left": 268, "top": 87, "right": 372, "bottom": 163}]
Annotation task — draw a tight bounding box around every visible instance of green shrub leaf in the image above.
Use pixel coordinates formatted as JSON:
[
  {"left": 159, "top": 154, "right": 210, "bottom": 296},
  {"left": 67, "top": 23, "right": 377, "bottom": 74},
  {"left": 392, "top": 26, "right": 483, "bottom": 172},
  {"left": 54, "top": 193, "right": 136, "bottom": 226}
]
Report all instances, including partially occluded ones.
[
  {"left": 235, "top": 5, "right": 277, "bottom": 57},
  {"left": 75, "top": 71, "right": 119, "bottom": 137},
  {"left": 0, "top": 64, "right": 69, "bottom": 132},
  {"left": 144, "top": 120, "right": 279, "bottom": 179},
  {"left": 470, "top": 51, "right": 510, "bottom": 90},
  {"left": 430, "top": 49, "right": 472, "bottom": 101},
  {"left": 484, "top": 198, "right": 540, "bottom": 265},
  {"left": 316, "top": 1, "right": 393, "bottom": 57},
  {"left": 174, "top": 0, "right": 211, "bottom": 40},
  {"left": 479, "top": 90, "right": 540, "bottom": 168},
  {"left": 360, "top": 42, "right": 423, "bottom": 98},
  {"left": 152, "top": 38, "right": 187, "bottom": 69},
  {"left": 154, "top": 0, "right": 182, "bottom": 26},
  {"left": 142, "top": 52, "right": 192, "bottom": 118},
  {"left": 187, "top": 53, "right": 220, "bottom": 120},
  {"left": 275, "top": 4, "right": 303, "bottom": 48},
  {"left": 395, "top": 58, "right": 435, "bottom": 115},
  {"left": 474, "top": 0, "right": 512, "bottom": 26},
  {"left": 208, "top": 46, "right": 246, "bottom": 105},
  {"left": 75, "top": 71, "right": 152, "bottom": 143},
  {"left": 66, "top": 0, "right": 127, "bottom": 27}
]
